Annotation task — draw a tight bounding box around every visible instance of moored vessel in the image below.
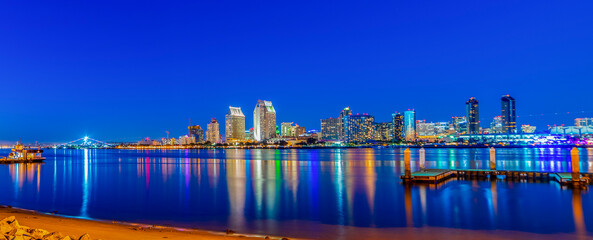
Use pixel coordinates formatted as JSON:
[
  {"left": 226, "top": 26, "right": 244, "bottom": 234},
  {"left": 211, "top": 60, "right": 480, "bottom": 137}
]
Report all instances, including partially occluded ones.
[{"left": 0, "top": 142, "right": 45, "bottom": 163}]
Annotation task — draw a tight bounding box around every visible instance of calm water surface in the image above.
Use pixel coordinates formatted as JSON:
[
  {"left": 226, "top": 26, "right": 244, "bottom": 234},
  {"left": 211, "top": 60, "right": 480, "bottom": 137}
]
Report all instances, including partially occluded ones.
[{"left": 0, "top": 148, "right": 592, "bottom": 239}]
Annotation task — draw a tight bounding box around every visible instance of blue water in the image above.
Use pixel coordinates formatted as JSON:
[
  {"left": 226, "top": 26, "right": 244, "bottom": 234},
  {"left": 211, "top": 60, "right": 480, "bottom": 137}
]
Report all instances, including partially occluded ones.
[{"left": 0, "top": 147, "right": 592, "bottom": 239}]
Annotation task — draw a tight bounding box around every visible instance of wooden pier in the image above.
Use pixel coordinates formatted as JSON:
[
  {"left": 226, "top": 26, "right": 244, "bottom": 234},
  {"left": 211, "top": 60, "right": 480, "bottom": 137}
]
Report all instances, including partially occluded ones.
[
  {"left": 0, "top": 159, "right": 44, "bottom": 164},
  {"left": 400, "top": 147, "right": 590, "bottom": 188},
  {"left": 401, "top": 169, "right": 589, "bottom": 187}
]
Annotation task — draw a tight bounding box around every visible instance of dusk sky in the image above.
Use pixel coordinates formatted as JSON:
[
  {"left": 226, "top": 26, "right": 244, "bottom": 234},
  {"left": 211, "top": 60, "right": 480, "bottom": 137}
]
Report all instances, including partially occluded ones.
[{"left": 1, "top": 1, "right": 592, "bottom": 143}]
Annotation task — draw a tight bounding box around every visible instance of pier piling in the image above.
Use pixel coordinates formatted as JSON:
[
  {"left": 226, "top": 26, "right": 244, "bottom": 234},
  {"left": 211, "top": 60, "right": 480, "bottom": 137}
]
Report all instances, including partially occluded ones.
[
  {"left": 404, "top": 148, "right": 411, "bottom": 179},
  {"left": 489, "top": 147, "right": 496, "bottom": 171},
  {"left": 571, "top": 147, "right": 580, "bottom": 180},
  {"left": 419, "top": 147, "right": 425, "bottom": 170}
]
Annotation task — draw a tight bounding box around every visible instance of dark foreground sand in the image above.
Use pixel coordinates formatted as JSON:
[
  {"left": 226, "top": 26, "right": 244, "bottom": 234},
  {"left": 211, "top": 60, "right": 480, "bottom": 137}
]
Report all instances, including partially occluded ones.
[
  {"left": 0, "top": 206, "right": 288, "bottom": 240},
  {"left": 1, "top": 205, "right": 591, "bottom": 240}
]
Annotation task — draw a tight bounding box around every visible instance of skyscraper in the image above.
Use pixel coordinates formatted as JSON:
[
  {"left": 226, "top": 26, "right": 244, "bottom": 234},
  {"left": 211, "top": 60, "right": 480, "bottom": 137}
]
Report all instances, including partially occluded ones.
[
  {"left": 466, "top": 97, "right": 480, "bottom": 134},
  {"left": 392, "top": 113, "right": 404, "bottom": 141},
  {"left": 253, "top": 100, "right": 277, "bottom": 141},
  {"left": 225, "top": 106, "right": 245, "bottom": 141},
  {"left": 321, "top": 117, "right": 340, "bottom": 141},
  {"left": 501, "top": 95, "right": 516, "bottom": 134},
  {"left": 344, "top": 114, "right": 374, "bottom": 143},
  {"left": 188, "top": 125, "right": 204, "bottom": 143},
  {"left": 338, "top": 107, "right": 352, "bottom": 141},
  {"left": 206, "top": 118, "right": 220, "bottom": 144},
  {"left": 404, "top": 110, "right": 416, "bottom": 141},
  {"left": 373, "top": 122, "right": 393, "bottom": 141}
]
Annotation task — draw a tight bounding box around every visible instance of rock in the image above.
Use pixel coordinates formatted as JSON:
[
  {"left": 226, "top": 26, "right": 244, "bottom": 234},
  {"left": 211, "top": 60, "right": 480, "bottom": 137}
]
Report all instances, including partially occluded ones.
[
  {"left": 28, "top": 229, "right": 50, "bottom": 239},
  {"left": 225, "top": 229, "right": 235, "bottom": 234},
  {"left": 0, "top": 217, "right": 15, "bottom": 224},
  {"left": 78, "top": 234, "right": 91, "bottom": 240},
  {"left": 0, "top": 222, "right": 12, "bottom": 235},
  {"left": 7, "top": 220, "right": 19, "bottom": 230},
  {"left": 41, "top": 232, "right": 63, "bottom": 240},
  {"left": 8, "top": 228, "right": 27, "bottom": 237}
]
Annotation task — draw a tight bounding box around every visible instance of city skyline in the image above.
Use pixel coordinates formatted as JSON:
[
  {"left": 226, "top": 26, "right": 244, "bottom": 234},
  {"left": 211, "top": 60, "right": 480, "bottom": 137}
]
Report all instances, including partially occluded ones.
[
  {"left": 1, "top": 1, "right": 593, "bottom": 142},
  {"left": 2, "top": 94, "right": 593, "bottom": 143}
]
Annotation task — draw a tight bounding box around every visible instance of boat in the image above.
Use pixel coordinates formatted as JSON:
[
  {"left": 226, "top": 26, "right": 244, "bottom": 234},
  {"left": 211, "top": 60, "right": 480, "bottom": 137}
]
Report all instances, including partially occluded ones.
[{"left": 0, "top": 142, "right": 45, "bottom": 163}]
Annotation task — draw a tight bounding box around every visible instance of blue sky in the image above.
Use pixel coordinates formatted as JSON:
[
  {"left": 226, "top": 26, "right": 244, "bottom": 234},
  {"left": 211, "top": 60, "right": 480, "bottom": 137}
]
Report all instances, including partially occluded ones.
[{"left": 1, "top": 1, "right": 592, "bottom": 142}]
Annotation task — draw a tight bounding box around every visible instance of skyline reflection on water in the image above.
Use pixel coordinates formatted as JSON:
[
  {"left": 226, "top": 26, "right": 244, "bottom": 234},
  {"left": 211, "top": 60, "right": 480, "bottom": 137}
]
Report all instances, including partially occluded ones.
[{"left": 0, "top": 147, "right": 592, "bottom": 239}]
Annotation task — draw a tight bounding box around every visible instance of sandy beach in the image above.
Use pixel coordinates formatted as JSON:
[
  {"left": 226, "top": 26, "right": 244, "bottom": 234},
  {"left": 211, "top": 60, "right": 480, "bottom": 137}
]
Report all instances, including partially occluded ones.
[
  {"left": 2, "top": 205, "right": 592, "bottom": 240},
  {"left": 0, "top": 206, "right": 289, "bottom": 240}
]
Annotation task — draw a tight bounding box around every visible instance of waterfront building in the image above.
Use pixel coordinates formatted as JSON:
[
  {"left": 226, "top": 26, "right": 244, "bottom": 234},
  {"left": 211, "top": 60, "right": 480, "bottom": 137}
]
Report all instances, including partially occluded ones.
[
  {"left": 225, "top": 106, "right": 246, "bottom": 142},
  {"left": 320, "top": 117, "right": 340, "bottom": 141},
  {"left": 295, "top": 126, "right": 306, "bottom": 137},
  {"left": 373, "top": 122, "right": 393, "bottom": 141},
  {"left": 179, "top": 135, "right": 195, "bottom": 145},
  {"left": 416, "top": 120, "right": 436, "bottom": 136},
  {"left": 466, "top": 97, "right": 480, "bottom": 134},
  {"left": 338, "top": 107, "right": 352, "bottom": 141},
  {"left": 490, "top": 116, "right": 503, "bottom": 134},
  {"left": 188, "top": 125, "right": 204, "bottom": 143},
  {"left": 575, "top": 118, "right": 593, "bottom": 127},
  {"left": 206, "top": 118, "right": 220, "bottom": 144},
  {"left": 451, "top": 116, "right": 467, "bottom": 134},
  {"left": 501, "top": 95, "right": 517, "bottom": 133},
  {"left": 253, "top": 100, "right": 277, "bottom": 141},
  {"left": 521, "top": 124, "right": 536, "bottom": 133},
  {"left": 404, "top": 110, "right": 416, "bottom": 141},
  {"left": 281, "top": 122, "right": 295, "bottom": 137},
  {"left": 434, "top": 122, "right": 449, "bottom": 135},
  {"left": 138, "top": 137, "right": 154, "bottom": 146},
  {"left": 345, "top": 114, "right": 375, "bottom": 143},
  {"left": 392, "top": 113, "right": 404, "bottom": 141}
]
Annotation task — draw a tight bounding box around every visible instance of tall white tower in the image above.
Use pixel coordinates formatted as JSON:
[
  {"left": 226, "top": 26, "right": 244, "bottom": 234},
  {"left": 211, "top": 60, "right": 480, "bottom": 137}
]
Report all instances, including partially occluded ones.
[{"left": 253, "top": 100, "right": 276, "bottom": 141}]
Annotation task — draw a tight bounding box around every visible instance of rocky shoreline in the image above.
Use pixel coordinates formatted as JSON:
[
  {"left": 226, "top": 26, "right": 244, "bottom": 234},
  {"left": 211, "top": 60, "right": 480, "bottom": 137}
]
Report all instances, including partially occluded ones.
[
  {"left": 1, "top": 216, "right": 92, "bottom": 240},
  {"left": 0, "top": 206, "right": 290, "bottom": 240}
]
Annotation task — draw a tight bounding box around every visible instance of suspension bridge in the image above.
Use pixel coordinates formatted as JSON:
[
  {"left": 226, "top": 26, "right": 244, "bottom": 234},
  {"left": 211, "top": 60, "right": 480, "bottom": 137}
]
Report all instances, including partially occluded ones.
[{"left": 54, "top": 136, "right": 111, "bottom": 149}]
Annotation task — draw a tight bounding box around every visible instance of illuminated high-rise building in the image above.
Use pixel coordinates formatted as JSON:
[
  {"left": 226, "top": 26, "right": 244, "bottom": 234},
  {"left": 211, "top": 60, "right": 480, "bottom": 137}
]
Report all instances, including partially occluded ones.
[
  {"left": 206, "top": 118, "right": 220, "bottom": 144},
  {"left": 466, "top": 97, "right": 480, "bottom": 134},
  {"left": 281, "top": 122, "right": 295, "bottom": 137},
  {"left": 501, "top": 95, "right": 516, "bottom": 134},
  {"left": 392, "top": 113, "right": 404, "bottom": 141},
  {"left": 373, "top": 122, "right": 393, "bottom": 141},
  {"left": 338, "top": 107, "right": 352, "bottom": 141},
  {"left": 321, "top": 117, "right": 340, "bottom": 141},
  {"left": 253, "top": 100, "right": 276, "bottom": 141},
  {"left": 225, "top": 106, "right": 245, "bottom": 141},
  {"left": 344, "top": 114, "right": 374, "bottom": 143},
  {"left": 188, "top": 125, "right": 204, "bottom": 143},
  {"left": 404, "top": 110, "right": 416, "bottom": 141}
]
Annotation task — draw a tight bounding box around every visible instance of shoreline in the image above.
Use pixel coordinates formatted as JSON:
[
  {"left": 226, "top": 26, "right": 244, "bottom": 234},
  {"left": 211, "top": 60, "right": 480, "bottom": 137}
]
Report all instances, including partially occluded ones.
[
  {"left": 0, "top": 205, "right": 292, "bottom": 240},
  {"left": 48, "top": 144, "right": 592, "bottom": 150},
  {"left": 1, "top": 205, "right": 591, "bottom": 240}
]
